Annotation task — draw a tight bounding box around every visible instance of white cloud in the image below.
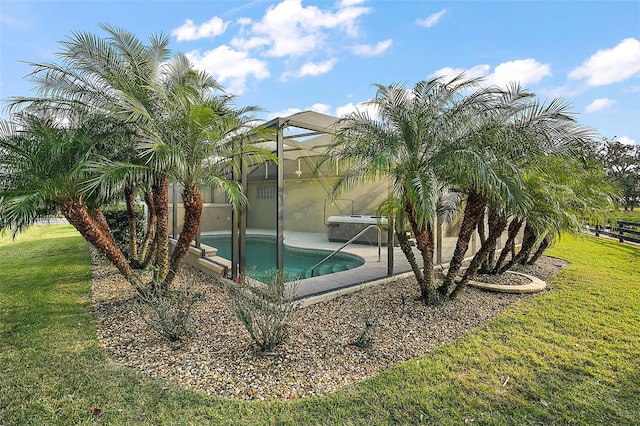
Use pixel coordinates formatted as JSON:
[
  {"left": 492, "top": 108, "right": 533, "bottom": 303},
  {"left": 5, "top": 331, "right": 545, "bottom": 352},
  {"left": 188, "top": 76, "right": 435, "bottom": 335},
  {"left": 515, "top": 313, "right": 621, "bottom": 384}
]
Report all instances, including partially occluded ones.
[
  {"left": 231, "top": 35, "right": 270, "bottom": 51},
  {"left": 585, "top": 98, "right": 616, "bottom": 113},
  {"left": 267, "top": 107, "right": 302, "bottom": 120},
  {"left": 231, "top": 0, "right": 371, "bottom": 57},
  {"left": 569, "top": 38, "right": 640, "bottom": 86},
  {"left": 417, "top": 9, "right": 447, "bottom": 28},
  {"left": 281, "top": 58, "right": 338, "bottom": 80},
  {"left": 185, "top": 45, "right": 269, "bottom": 95},
  {"left": 335, "top": 102, "right": 358, "bottom": 117},
  {"left": 335, "top": 100, "right": 378, "bottom": 119},
  {"left": 338, "top": 0, "right": 366, "bottom": 7},
  {"left": 431, "top": 64, "right": 491, "bottom": 81},
  {"left": 539, "top": 83, "right": 583, "bottom": 99},
  {"left": 430, "top": 59, "right": 551, "bottom": 87},
  {"left": 353, "top": 39, "right": 392, "bottom": 56},
  {"left": 491, "top": 59, "right": 552, "bottom": 86},
  {"left": 618, "top": 136, "right": 637, "bottom": 145},
  {"left": 171, "top": 17, "right": 230, "bottom": 41},
  {"left": 309, "top": 103, "right": 332, "bottom": 114}
]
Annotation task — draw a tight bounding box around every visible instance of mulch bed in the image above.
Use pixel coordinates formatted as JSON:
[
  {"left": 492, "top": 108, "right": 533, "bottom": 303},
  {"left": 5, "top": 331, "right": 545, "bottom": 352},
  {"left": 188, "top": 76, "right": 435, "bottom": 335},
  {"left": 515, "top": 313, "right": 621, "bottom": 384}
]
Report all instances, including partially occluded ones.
[{"left": 91, "top": 253, "right": 567, "bottom": 401}]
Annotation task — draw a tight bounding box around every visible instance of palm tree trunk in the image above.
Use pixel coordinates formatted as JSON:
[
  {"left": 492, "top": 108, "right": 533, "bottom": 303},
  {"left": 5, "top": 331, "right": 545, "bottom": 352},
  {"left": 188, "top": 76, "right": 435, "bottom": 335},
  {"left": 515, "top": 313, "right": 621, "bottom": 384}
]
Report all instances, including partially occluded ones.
[
  {"left": 484, "top": 244, "right": 496, "bottom": 274},
  {"left": 499, "top": 222, "right": 535, "bottom": 273},
  {"left": 479, "top": 208, "right": 506, "bottom": 273},
  {"left": 142, "top": 238, "right": 157, "bottom": 268},
  {"left": 456, "top": 211, "right": 508, "bottom": 292},
  {"left": 153, "top": 175, "right": 170, "bottom": 291},
  {"left": 404, "top": 197, "right": 438, "bottom": 305},
  {"left": 163, "top": 186, "right": 203, "bottom": 287},
  {"left": 413, "top": 225, "right": 438, "bottom": 304},
  {"left": 62, "top": 201, "right": 134, "bottom": 281},
  {"left": 527, "top": 236, "right": 550, "bottom": 265},
  {"left": 517, "top": 224, "right": 538, "bottom": 265},
  {"left": 477, "top": 210, "right": 487, "bottom": 246},
  {"left": 477, "top": 210, "right": 492, "bottom": 273},
  {"left": 440, "top": 190, "right": 486, "bottom": 298},
  {"left": 89, "top": 207, "right": 114, "bottom": 243},
  {"left": 139, "top": 189, "right": 157, "bottom": 267},
  {"left": 124, "top": 185, "right": 139, "bottom": 264},
  {"left": 395, "top": 227, "right": 429, "bottom": 296},
  {"left": 492, "top": 218, "right": 522, "bottom": 274}
]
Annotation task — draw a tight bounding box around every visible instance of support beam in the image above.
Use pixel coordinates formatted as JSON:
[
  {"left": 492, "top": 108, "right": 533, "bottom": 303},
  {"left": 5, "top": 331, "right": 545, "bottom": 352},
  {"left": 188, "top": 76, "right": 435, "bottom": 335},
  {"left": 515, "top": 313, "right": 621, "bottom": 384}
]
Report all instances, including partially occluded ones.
[
  {"left": 436, "top": 217, "right": 443, "bottom": 265},
  {"left": 387, "top": 215, "right": 394, "bottom": 276},
  {"left": 239, "top": 152, "right": 247, "bottom": 275},
  {"left": 231, "top": 162, "right": 239, "bottom": 280},
  {"left": 276, "top": 121, "right": 285, "bottom": 272},
  {"left": 387, "top": 180, "right": 394, "bottom": 276}
]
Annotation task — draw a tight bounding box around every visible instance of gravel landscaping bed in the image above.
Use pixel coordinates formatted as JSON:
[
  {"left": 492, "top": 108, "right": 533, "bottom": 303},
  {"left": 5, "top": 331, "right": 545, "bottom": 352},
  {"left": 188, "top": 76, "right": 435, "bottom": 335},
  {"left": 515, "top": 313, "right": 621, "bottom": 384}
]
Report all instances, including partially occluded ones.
[{"left": 91, "top": 253, "right": 567, "bottom": 401}]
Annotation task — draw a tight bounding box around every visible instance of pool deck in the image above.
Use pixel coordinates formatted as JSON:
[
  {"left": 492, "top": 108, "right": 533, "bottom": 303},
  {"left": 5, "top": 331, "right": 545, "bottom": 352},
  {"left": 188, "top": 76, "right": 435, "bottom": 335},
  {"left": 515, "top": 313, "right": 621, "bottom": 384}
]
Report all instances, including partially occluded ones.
[
  {"left": 202, "top": 229, "right": 430, "bottom": 299},
  {"left": 283, "top": 230, "right": 419, "bottom": 298}
]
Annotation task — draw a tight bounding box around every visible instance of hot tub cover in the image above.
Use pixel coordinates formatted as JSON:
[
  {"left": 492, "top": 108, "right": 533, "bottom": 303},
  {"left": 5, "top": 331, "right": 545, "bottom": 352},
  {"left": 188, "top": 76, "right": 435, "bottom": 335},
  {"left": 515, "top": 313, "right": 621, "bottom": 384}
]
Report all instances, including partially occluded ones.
[{"left": 327, "top": 215, "right": 388, "bottom": 224}]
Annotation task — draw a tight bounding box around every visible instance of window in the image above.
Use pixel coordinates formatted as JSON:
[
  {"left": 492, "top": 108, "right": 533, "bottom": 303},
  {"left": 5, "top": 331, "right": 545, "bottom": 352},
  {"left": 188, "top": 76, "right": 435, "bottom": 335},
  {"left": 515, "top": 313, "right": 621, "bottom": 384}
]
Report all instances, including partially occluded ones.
[{"left": 257, "top": 186, "right": 276, "bottom": 200}]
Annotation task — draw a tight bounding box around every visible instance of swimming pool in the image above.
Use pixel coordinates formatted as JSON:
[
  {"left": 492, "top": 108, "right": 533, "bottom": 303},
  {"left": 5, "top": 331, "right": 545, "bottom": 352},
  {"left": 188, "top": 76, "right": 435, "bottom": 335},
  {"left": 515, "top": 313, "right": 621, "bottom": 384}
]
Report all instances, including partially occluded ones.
[{"left": 200, "top": 234, "right": 364, "bottom": 280}]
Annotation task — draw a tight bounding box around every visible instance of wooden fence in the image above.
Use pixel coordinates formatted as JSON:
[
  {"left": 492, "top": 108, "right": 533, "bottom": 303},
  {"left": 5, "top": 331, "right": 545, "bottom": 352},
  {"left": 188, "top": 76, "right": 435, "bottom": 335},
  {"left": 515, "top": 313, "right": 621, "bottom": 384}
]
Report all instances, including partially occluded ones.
[{"left": 589, "top": 220, "right": 640, "bottom": 244}]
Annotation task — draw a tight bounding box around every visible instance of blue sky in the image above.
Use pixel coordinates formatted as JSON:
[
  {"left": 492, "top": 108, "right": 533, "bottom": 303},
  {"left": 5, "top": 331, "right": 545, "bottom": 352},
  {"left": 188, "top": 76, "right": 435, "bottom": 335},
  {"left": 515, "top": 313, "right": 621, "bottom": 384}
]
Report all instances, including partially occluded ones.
[{"left": 1, "top": 0, "right": 639, "bottom": 144}]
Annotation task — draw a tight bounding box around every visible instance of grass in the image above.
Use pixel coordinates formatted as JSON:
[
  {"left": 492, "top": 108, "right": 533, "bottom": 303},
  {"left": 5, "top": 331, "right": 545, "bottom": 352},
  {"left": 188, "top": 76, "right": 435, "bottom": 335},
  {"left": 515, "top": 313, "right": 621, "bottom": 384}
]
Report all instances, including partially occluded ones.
[
  {"left": 1, "top": 225, "right": 638, "bottom": 424},
  {"left": 615, "top": 208, "right": 640, "bottom": 223}
]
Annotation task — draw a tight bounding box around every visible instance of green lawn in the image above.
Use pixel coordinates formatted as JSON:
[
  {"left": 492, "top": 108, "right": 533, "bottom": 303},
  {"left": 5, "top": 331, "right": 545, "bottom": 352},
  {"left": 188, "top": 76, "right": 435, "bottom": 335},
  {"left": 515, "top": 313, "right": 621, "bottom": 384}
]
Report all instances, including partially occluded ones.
[
  {"left": 1, "top": 225, "right": 638, "bottom": 425},
  {"left": 615, "top": 208, "right": 640, "bottom": 223}
]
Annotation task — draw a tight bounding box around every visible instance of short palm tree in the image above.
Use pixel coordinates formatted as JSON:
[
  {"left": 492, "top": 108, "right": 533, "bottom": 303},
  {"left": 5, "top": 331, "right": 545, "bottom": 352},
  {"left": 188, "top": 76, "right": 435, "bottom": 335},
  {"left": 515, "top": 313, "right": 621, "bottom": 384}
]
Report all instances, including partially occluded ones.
[
  {"left": 498, "top": 154, "right": 617, "bottom": 271},
  {"left": 325, "top": 75, "right": 495, "bottom": 305},
  {"left": 0, "top": 112, "right": 137, "bottom": 284},
  {"left": 7, "top": 24, "right": 172, "bottom": 284},
  {"left": 119, "top": 55, "right": 275, "bottom": 288},
  {"left": 7, "top": 25, "right": 273, "bottom": 292},
  {"left": 439, "top": 91, "right": 597, "bottom": 298}
]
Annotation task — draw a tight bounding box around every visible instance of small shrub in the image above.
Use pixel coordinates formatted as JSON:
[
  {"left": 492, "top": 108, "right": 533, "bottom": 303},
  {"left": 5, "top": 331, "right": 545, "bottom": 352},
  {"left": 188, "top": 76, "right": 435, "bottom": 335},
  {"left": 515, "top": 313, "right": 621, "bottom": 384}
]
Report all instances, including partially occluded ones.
[
  {"left": 138, "top": 287, "right": 202, "bottom": 342},
  {"left": 352, "top": 301, "right": 378, "bottom": 348},
  {"left": 102, "top": 204, "right": 145, "bottom": 258},
  {"left": 225, "top": 269, "right": 299, "bottom": 352}
]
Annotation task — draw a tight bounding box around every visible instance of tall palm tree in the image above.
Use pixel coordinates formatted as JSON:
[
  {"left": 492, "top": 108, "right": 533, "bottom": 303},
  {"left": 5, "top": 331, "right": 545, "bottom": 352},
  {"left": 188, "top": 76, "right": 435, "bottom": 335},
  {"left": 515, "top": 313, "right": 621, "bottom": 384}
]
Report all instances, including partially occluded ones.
[{"left": 324, "top": 75, "right": 495, "bottom": 305}]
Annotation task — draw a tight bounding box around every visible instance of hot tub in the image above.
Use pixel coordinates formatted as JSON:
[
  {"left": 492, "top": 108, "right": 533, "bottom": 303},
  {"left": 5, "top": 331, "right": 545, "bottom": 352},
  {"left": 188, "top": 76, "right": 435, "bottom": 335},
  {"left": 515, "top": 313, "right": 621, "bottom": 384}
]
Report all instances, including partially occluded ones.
[{"left": 327, "top": 215, "right": 390, "bottom": 245}]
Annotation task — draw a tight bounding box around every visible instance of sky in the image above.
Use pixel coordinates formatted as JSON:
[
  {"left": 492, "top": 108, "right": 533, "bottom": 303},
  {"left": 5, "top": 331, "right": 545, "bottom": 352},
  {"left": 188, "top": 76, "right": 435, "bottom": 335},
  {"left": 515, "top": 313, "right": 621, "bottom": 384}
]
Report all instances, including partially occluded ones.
[{"left": 1, "top": 0, "right": 639, "bottom": 144}]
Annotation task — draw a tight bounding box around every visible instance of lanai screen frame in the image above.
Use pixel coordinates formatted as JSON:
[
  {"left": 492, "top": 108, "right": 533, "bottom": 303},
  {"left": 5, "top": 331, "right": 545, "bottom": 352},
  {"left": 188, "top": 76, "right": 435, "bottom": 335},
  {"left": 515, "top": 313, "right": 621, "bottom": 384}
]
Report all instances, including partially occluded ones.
[{"left": 227, "top": 110, "right": 395, "bottom": 280}]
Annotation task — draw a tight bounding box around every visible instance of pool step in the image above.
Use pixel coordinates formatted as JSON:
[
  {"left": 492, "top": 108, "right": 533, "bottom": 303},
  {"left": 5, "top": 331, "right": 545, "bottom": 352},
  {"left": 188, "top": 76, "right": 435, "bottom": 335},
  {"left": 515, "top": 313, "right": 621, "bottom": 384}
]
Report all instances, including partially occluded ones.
[{"left": 302, "top": 261, "right": 360, "bottom": 278}]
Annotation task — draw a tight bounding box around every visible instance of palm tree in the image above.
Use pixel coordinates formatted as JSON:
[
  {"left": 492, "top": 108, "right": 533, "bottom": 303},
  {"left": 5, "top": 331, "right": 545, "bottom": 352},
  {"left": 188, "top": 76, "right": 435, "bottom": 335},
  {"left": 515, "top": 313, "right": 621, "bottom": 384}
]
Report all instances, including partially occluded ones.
[
  {"left": 9, "top": 25, "right": 273, "bottom": 292},
  {"left": 439, "top": 92, "right": 596, "bottom": 298},
  {"left": 496, "top": 154, "right": 617, "bottom": 272},
  {"left": 123, "top": 57, "right": 274, "bottom": 289},
  {"left": 324, "top": 75, "right": 495, "bottom": 305},
  {"left": 0, "top": 112, "right": 138, "bottom": 285},
  {"left": 8, "top": 24, "right": 172, "bottom": 279}
]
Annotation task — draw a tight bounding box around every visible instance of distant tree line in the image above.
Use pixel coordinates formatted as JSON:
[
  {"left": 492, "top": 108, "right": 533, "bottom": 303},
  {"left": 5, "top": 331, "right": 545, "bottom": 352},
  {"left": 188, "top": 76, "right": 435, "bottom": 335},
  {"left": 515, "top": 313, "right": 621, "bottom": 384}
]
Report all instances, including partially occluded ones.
[{"left": 596, "top": 138, "right": 640, "bottom": 211}]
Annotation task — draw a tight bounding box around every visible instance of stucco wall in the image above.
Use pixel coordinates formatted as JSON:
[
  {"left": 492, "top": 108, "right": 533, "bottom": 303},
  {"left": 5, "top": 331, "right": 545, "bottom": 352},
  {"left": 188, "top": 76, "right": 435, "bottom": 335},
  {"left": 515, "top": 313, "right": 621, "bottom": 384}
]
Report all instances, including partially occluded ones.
[{"left": 245, "top": 178, "right": 389, "bottom": 233}]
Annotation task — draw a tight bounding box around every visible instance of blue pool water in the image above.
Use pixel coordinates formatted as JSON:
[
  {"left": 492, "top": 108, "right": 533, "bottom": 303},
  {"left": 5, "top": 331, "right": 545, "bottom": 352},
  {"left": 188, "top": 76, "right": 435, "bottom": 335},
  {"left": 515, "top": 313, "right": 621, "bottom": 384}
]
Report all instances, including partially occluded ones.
[{"left": 200, "top": 234, "right": 364, "bottom": 280}]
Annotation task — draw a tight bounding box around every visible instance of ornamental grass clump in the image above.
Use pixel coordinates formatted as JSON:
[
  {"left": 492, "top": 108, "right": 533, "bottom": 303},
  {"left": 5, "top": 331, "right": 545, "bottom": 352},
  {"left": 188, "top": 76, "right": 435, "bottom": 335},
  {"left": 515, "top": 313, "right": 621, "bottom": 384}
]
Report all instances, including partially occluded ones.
[
  {"left": 225, "top": 269, "right": 299, "bottom": 352},
  {"left": 139, "top": 286, "right": 202, "bottom": 342}
]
